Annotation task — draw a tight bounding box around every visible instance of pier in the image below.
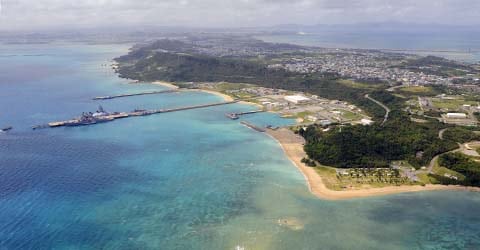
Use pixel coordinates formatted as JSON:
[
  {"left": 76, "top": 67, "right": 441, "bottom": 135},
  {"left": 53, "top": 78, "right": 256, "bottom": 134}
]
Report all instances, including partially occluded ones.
[
  {"left": 225, "top": 110, "right": 265, "bottom": 120},
  {"left": 33, "top": 101, "right": 238, "bottom": 130},
  {"left": 93, "top": 90, "right": 179, "bottom": 100},
  {"left": 240, "top": 121, "right": 266, "bottom": 132}
]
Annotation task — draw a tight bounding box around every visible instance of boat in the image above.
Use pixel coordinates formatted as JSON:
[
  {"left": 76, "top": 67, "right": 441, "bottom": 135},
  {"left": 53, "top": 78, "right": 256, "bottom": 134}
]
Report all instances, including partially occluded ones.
[
  {"left": 64, "top": 106, "right": 114, "bottom": 127},
  {"left": 0, "top": 126, "right": 12, "bottom": 132},
  {"left": 225, "top": 113, "right": 239, "bottom": 120}
]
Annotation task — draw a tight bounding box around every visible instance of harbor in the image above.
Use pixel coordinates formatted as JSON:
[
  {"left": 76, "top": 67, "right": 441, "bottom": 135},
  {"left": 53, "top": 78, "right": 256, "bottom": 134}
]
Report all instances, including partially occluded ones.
[
  {"left": 93, "top": 89, "right": 179, "bottom": 100},
  {"left": 33, "top": 101, "right": 238, "bottom": 129}
]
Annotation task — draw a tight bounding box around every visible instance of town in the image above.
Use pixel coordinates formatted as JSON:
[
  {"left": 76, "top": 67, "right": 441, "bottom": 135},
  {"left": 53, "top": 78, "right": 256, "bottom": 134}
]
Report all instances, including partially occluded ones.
[{"left": 268, "top": 52, "right": 479, "bottom": 87}]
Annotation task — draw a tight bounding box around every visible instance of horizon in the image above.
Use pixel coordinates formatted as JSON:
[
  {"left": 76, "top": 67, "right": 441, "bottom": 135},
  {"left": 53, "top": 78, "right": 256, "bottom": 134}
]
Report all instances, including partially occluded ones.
[{"left": 0, "top": 0, "right": 479, "bottom": 31}]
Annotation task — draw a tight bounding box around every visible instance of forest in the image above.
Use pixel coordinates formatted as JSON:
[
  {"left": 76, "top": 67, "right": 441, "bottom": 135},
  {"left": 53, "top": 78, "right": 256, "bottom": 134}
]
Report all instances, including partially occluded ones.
[
  {"left": 438, "top": 153, "right": 480, "bottom": 186},
  {"left": 299, "top": 112, "right": 463, "bottom": 168}
]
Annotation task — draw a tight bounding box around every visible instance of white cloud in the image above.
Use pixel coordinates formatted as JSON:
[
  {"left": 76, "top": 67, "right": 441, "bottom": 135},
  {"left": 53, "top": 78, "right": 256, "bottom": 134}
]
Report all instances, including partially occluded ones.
[{"left": 0, "top": 0, "right": 479, "bottom": 31}]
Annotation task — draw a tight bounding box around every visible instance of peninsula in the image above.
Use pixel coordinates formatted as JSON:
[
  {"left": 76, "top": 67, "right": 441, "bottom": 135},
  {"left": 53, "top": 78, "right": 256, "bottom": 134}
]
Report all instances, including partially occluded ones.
[{"left": 114, "top": 35, "right": 480, "bottom": 199}]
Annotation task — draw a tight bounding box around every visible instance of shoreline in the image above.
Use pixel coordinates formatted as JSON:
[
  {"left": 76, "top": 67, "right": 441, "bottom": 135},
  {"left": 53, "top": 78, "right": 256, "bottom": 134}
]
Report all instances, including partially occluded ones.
[
  {"left": 191, "top": 89, "right": 234, "bottom": 102},
  {"left": 147, "top": 80, "right": 480, "bottom": 200},
  {"left": 151, "top": 81, "right": 180, "bottom": 89},
  {"left": 266, "top": 128, "right": 480, "bottom": 200},
  {"left": 151, "top": 81, "right": 235, "bottom": 102}
]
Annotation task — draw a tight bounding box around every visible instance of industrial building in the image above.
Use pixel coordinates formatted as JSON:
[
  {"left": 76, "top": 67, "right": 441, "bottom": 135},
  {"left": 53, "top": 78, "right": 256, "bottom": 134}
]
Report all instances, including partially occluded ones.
[
  {"left": 446, "top": 113, "right": 467, "bottom": 119},
  {"left": 284, "top": 95, "right": 311, "bottom": 104}
]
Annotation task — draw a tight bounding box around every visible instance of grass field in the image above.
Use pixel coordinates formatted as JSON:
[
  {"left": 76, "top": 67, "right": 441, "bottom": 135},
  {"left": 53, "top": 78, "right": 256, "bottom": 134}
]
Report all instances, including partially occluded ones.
[
  {"left": 416, "top": 173, "right": 440, "bottom": 185},
  {"left": 338, "top": 79, "right": 383, "bottom": 90},
  {"left": 314, "top": 166, "right": 344, "bottom": 191},
  {"left": 214, "top": 82, "right": 253, "bottom": 91},
  {"left": 341, "top": 110, "right": 363, "bottom": 120},
  {"left": 399, "top": 86, "right": 435, "bottom": 94},
  {"left": 431, "top": 97, "right": 477, "bottom": 110}
]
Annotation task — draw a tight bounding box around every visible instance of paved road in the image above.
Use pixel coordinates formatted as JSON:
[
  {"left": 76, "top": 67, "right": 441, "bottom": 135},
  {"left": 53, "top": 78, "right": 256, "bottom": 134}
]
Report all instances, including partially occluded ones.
[
  {"left": 365, "top": 94, "right": 391, "bottom": 126},
  {"left": 439, "top": 128, "right": 448, "bottom": 140},
  {"left": 426, "top": 143, "right": 462, "bottom": 173},
  {"left": 386, "top": 85, "right": 404, "bottom": 92}
]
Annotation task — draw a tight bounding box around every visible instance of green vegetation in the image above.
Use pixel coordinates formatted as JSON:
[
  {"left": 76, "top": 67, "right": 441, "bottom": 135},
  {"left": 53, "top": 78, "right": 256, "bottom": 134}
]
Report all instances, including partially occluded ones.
[
  {"left": 117, "top": 51, "right": 293, "bottom": 84},
  {"left": 313, "top": 166, "right": 412, "bottom": 190},
  {"left": 336, "top": 168, "right": 411, "bottom": 187},
  {"left": 432, "top": 165, "right": 466, "bottom": 182},
  {"left": 399, "top": 56, "right": 477, "bottom": 77},
  {"left": 300, "top": 113, "right": 455, "bottom": 169},
  {"left": 431, "top": 97, "right": 477, "bottom": 110},
  {"left": 301, "top": 157, "right": 317, "bottom": 167},
  {"left": 416, "top": 173, "right": 438, "bottom": 185},
  {"left": 295, "top": 111, "right": 315, "bottom": 120},
  {"left": 341, "top": 110, "right": 363, "bottom": 120},
  {"left": 442, "top": 127, "right": 480, "bottom": 142},
  {"left": 116, "top": 46, "right": 388, "bottom": 122},
  {"left": 437, "top": 152, "right": 480, "bottom": 186},
  {"left": 116, "top": 41, "right": 480, "bottom": 181},
  {"left": 399, "top": 86, "right": 434, "bottom": 94},
  {"left": 338, "top": 79, "right": 384, "bottom": 90},
  {"left": 314, "top": 166, "right": 343, "bottom": 190},
  {"left": 300, "top": 105, "right": 480, "bottom": 169},
  {"left": 211, "top": 82, "right": 253, "bottom": 91}
]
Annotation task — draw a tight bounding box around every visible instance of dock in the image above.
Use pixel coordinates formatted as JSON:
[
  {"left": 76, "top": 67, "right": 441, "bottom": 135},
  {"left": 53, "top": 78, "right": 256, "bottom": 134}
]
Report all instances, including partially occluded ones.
[
  {"left": 93, "top": 90, "right": 179, "bottom": 100},
  {"left": 240, "top": 121, "right": 266, "bottom": 132},
  {"left": 225, "top": 110, "right": 265, "bottom": 120},
  {"left": 33, "top": 101, "right": 238, "bottom": 130}
]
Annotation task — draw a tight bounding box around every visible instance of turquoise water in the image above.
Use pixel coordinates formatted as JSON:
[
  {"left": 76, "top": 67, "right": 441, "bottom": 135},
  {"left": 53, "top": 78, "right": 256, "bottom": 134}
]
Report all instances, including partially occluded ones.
[{"left": 1, "top": 43, "right": 480, "bottom": 249}]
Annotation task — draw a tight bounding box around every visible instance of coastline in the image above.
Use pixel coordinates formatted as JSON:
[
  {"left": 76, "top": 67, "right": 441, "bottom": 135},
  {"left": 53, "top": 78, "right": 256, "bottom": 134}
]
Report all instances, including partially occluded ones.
[
  {"left": 151, "top": 81, "right": 234, "bottom": 102},
  {"left": 151, "top": 81, "right": 180, "bottom": 89},
  {"left": 147, "top": 80, "right": 480, "bottom": 200},
  {"left": 192, "top": 89, "right": 234, "bottom": 102},
  {"left": 266, "top": 128, "right": 480, "bottom": 200}
]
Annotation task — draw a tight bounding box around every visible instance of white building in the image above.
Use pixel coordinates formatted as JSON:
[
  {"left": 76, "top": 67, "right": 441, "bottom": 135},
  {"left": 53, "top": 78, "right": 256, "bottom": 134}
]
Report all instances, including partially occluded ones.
[
  {"left": 361, "top": 119, "right": 374, "bottom": 125},
  {"left": 284, "top": 95, "right": 311, "bottom": 104},
  {"left": 446, "top": 113, "right": 467, "bottom": 119}
]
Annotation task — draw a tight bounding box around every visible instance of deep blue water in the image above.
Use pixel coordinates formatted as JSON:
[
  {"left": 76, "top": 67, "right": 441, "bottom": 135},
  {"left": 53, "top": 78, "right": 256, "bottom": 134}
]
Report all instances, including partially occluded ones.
[{"left": 1, "top": 43, "right": 480, "bottom": 249}]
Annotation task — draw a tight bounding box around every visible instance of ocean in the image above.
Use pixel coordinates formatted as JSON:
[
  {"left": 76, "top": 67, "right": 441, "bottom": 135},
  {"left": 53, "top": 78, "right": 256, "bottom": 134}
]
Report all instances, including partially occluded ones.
[
  {"left": 1, "top": 43, "right": 480, "bottom": 249},
  {"left": 257, "top": 33, "right": 480, "bottom": 63}
]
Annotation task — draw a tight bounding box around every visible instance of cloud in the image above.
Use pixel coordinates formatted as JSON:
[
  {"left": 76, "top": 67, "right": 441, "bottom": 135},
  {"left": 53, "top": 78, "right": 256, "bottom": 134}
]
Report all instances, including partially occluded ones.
[{"left": 0, "top": 0, "right": 479, "bottom": 31}]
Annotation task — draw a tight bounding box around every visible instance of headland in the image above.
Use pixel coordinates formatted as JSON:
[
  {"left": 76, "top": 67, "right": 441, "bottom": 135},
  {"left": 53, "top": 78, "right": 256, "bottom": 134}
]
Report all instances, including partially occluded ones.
[{"left": 266, "top": 128, "right": 480, "bottom": 200}]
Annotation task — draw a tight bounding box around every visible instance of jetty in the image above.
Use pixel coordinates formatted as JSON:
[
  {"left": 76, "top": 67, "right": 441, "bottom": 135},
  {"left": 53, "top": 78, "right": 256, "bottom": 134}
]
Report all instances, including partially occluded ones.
[
  {"left": 225, "top": 110, "right": 265, "bottom": 120},
  {"left": 33, "top": 101, "right": 237, "bottom": 130},
  {"left": 240, "top": 121, "right": 266, "bottom": 132},
  {"left": 93, "top": 89, "right": 179, "bottom": 100}
]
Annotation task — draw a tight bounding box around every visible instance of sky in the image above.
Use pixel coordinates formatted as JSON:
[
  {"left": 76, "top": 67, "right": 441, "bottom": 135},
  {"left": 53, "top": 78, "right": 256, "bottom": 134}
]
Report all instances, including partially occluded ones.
[{"left": 0, "top": 0, "right": 479, "bottom": 31}]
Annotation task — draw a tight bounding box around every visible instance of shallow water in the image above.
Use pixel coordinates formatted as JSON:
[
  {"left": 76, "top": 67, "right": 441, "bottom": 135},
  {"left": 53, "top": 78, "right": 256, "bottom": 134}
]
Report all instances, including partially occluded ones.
[{"left": 1, "top": 43, "right": 479, "bottom": 249}]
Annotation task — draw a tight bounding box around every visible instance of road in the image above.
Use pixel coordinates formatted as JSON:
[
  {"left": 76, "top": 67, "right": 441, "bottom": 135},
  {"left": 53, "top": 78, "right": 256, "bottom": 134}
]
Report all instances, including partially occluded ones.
[
  {"left": 386, "top": 85, "right": 404, "bottom": 92},
  {"left": 426, "top": 143, "right": 463, "bottom": 174},
  {"left": 438, "top": 128, "right": 448, "bottom": 140},
  {"left": 365, "top": 94, "right": 391, "bottom": 126}
]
